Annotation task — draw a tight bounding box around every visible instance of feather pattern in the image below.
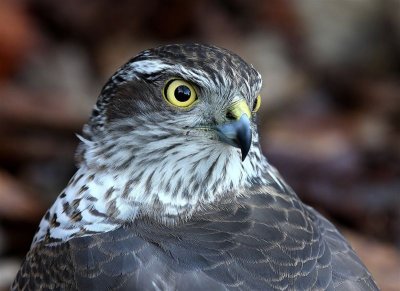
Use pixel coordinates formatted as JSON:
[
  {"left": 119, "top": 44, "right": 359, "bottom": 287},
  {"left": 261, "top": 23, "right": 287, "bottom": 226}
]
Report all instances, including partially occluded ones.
[
  {"left": 12, "top": 44, "right": 378, "bottom": 290},
  {"left": 13, "top": 184, "right": 378, "bottom": 290}
]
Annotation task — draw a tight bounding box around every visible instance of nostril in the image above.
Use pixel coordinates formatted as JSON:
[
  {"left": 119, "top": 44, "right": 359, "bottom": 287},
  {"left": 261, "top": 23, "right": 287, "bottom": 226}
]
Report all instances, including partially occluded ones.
[{"left": 226, "top": 111, "right": 235, "bottom": 120}]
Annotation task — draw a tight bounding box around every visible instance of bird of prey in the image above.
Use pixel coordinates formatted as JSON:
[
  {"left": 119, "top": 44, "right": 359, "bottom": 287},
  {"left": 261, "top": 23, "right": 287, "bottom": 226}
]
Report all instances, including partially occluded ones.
[{"left": 12, "top": 44, "right": 378, "bottom": 290}]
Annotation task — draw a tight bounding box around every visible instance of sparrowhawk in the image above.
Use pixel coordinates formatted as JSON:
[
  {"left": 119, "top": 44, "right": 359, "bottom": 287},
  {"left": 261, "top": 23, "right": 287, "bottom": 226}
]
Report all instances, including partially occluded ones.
[{"left": 12, "top": 44, "right": 379, "bottom": 290}]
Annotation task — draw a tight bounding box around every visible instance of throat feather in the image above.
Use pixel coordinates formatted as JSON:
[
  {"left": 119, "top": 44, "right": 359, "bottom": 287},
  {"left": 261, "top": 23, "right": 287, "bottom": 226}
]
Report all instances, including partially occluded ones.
[{"left": 31, "top": 137, "right": 266, "bottom": 246}]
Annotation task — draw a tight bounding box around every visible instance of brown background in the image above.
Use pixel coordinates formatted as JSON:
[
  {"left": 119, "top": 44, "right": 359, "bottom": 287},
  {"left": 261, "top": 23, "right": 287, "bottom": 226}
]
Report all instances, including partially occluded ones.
[{"left": 0, "top": 0, "right": 399, "bottom": 290}]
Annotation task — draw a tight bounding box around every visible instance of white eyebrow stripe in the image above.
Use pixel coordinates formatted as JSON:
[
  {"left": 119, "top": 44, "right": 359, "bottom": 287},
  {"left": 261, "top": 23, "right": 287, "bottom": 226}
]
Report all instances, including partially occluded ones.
[
  {"left": 129, "top": 60, "right": 172, "bottom": 75},
  {"left": 174, "top": 65, "right": 213, "bottom": 88},
  {"left": 128, "top": 60, "right": 214, "bottom": 87}
]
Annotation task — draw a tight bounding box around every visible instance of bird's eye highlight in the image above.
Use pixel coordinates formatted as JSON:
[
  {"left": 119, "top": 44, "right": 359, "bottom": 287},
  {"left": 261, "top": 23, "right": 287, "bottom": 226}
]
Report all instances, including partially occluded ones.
[
  {"left": 252, "top": 95, "right": 261, "bottom": 113},
  {"left": 163, "top": 79, "right": 197, "bottom": 108}
]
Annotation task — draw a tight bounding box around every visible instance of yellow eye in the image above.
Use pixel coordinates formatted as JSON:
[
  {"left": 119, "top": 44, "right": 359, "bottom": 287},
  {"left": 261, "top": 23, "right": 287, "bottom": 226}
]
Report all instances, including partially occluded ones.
[
  {"left": 163, "top": 79, "right": 197, "bottom": 108},
  {"left": 252, "top": 95, "right": 261, "bottom": 113}
]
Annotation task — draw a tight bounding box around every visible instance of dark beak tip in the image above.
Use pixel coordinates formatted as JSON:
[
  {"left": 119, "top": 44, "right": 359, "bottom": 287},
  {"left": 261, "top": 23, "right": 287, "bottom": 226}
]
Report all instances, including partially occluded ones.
[
  {"left": 239, "top": 131, "right": 251, "bottom": 161},
  {"left": 216, "top": 114, "right": 252, "bottom": 162}
]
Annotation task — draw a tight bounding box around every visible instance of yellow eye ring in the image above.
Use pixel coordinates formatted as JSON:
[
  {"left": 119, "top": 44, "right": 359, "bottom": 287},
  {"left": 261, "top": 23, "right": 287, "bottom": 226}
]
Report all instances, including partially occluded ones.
[
  {"left": 252, "top": 95, "right": 261, "bottom": 113},
  {"left": 163, "top": 79, "right": 197, "bottom": 108}
]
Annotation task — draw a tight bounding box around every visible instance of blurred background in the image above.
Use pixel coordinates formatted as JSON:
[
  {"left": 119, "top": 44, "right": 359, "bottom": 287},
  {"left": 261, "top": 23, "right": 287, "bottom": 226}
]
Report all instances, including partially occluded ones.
[{"left": 0, "top": 0, "right": 399, "bottom": 289}]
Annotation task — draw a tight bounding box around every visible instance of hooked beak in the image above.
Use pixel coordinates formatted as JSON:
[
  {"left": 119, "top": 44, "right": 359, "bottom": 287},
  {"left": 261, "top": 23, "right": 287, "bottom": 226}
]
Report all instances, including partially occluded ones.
[{"left": 216, "top": 99, "right": 252, "bottom": 161}]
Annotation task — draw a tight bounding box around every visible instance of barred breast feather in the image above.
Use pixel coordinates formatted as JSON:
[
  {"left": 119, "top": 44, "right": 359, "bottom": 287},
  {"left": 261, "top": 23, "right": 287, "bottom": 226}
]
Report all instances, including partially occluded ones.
[{"left": 13, "top": 183, "right": 378, "bottom": 291}]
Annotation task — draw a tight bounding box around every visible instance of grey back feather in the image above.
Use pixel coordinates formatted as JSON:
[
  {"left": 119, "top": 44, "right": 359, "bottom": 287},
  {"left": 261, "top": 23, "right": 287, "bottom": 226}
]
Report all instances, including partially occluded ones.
[{"left": 12, "top": 184, "right": 378, "bottom": 291}]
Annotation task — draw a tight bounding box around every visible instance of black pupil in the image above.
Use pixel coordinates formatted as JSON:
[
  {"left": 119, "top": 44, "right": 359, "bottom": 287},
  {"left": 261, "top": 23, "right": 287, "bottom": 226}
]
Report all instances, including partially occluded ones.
[
  {"left": 174, "top": 85, "right": 191, "bottom": 102},
  {"left": 253, "top": 99, "right": 258, "bottom": 110}
]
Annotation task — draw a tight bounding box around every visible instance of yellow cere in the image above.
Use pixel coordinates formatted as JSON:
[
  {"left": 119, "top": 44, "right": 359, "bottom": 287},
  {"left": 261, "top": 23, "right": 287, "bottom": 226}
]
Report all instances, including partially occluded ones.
[
  {"left": 163, "top": 79, "right": 197, "bottom": 108},
  {"left": 228, "top": 99, "right": 252, "bottom": 119}
]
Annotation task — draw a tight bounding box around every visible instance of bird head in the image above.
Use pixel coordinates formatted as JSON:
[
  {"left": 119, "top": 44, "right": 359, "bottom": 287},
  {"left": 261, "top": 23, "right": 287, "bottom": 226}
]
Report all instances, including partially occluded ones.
[{"left": 78, "top": 44, "right": 267, "bottom": 212}]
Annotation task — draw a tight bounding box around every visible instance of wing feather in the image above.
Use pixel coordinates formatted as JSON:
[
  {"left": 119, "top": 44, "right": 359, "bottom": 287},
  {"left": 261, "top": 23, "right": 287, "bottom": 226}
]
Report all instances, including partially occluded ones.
[{"left": 12, "top": 185, "right": 378, "bottom": 290}]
